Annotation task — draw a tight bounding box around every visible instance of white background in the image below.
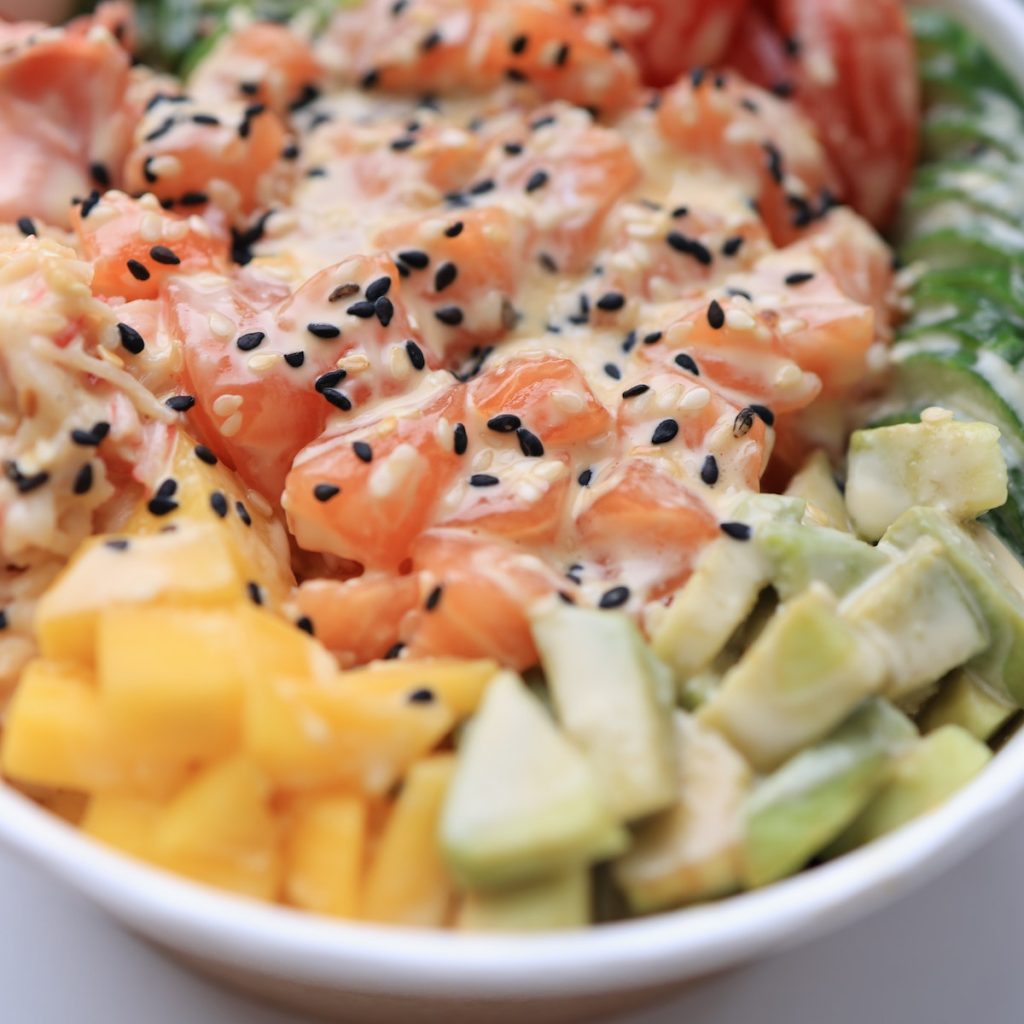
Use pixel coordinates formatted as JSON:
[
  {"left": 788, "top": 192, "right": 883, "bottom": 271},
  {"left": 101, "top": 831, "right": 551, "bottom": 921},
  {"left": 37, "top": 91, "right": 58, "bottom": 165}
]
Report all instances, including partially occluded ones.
[{"left": 1, "top": 815, "right": 1022, "bottom": 1024}]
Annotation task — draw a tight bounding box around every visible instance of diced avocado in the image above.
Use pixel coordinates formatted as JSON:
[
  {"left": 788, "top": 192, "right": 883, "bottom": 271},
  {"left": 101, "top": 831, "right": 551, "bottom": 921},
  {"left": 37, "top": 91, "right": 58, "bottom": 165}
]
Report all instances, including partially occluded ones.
[
  {"left": 456, "top": 870, "right": 590, "bottom": 932},
  {"left": 614, "top": 713, "right": 751, "bottom": 912},
  {"left": 785, "top": 450, "right": 852, "bottom": 532},
  {"left": 726, "top": 492, "right": 807, "bottom": 526},
  {"left": 650, "top": 538, "right": 769, "bottom": 683},
  {"left": 839, "top": 537, "right": 988, "bottom": 700},
  {"left": 826, "top": 726, "right": 992, "bottom": 857},
  {"left": 920, "top": 669, "right": 1017, "bottom": 742},
  {"left": 744, "top": 699, "right": 916, "bottom": 888},
  {"left": 440, "top": 672, "right": 626, "bottom": 890},
  {"left": 756, "top": 522, "right": 889, "bottom": 601},
  {"left": 845, "top": 415, "right": 1008, "bottom": 541},
  {"left": 881, "top": 507, "right": 1024, "bottom": 703},
  {"left": 532, "top": 606, "right": 677, "bottom": 822},
  {"left": 679, "top": 669, "right": 721, "bottom": 712},
  {"left": 697, "top": 586, "right": 886, "bottom": 773}
]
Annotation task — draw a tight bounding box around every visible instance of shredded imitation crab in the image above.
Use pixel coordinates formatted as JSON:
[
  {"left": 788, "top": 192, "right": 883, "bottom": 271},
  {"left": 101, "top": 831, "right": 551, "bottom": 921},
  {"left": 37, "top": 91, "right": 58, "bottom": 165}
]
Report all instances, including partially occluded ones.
[{"left": 0, "top": 0, "right": 916, "bottom": 678}]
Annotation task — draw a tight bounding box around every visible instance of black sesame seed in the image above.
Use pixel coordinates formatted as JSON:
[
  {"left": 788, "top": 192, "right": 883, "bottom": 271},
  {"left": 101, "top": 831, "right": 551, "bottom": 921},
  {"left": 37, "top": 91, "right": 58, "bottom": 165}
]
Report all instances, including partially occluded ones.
[
  {"left": 674, "top": 353, "right": 700, "bottom": 375},
  {"left": 622, "top": 330, "right": 638, "bottom": 354},
  {"left": 390, "top": 0, "right": 407, "bottom": 17},
  {"left": 421, "top": 29, "right": 442, "bottom": 51},
  {"left": 308, "top": 322, "right": 341, "bottom": 339},
  {"left": 79, "top": 190, "right": 101, "bottom": 218},
  {"left": 328, "top": 282, "right": 359, "bottom": 302},
  {"left": 72, "top": 463, "right": 93, "bottom": 495},
  {"left": 470, "top": 179, "right": 496, "bottom": 195},
  {"left": 192, "top": 113, "right": 220, "bottom": 126},
  {"left": 764, "top": 142, "right": 784, "bottom": 185},
  {"left": 599, "top": 586, "right": 630, "bottom": 609},
  {"left": 384, "top": 642, "right": 405, "bottom": 660},
  {"left": 749, "top": 403, "right": 775, "bottom": 427},
  {"left": 284, "top": 351, "right": 305, "bottom": 368},
  {"left": 346, "top": 300, "right": 376, "bottom": 319},
  {"left": 105, "top": 538, "right": 130, "bottom": 551},
  {"left": 554, "top": 42, "right": 570, "bottom": 66},
  {"left": 525, "top": 169, "right": 549, "bottom": 193},
  {"left": 71, "top": 422, "right": 110, "bottom": 447},
  {"left": 240, "top": 81, "right": 260, "bottom": 96},
  {"left": 701, "top": 455, "right": 719, "bottom": 486},
  {"left": 322, "top": 388, "right": 352, "bottom": 411},
  {"left": 733, "top": 407, "right": 756, "bottom": 437},
  {"left": 707, "top": 300, "right": 725, "bottom": 330},
  {"left": 210, "top": 491, "right": 228, "bottom": 518},
  {"left": 596, "top": 291, "right": 625, "bottom": 312},
  {"left": 314, "top": 483, "right": 340, "bottom": 502},
  {"left": 156, "top": 478, "right": 177, "bottom": 499},
  {"left": 651, "top": 419, "right": 679, "bottom": 445},
  {"left": 16, "top": 216, "right": 36, "bottom": 236},
  {"left": 517, "top": 427, "right": 544, "bottom": 458},
  {"left": 622, "top": 384, "right": 649, "bottom": 399},
  {"left": 116, "top": 322, "right": 145, "bottom": 354},
  {"left": 666, "top": 232, "right": 713, "bottom": 266},
  {"left": 391, "top": 136, "right": 416, "bottom": 152},
  {"left": 314, "top": 369, "right": 346, "bottom": 394},
  {"left": 539, "top": 252, "right": 558, "bottom": 273},
  {"left": 407, "top": 687, "right": 435, "bottom": 703},
  {"left": 375, "top": 296, "right": 394, "bottom": 327},
  {"left": 144, "top": 117, "right": 174, "bottom": 143},
  {"left": 149, "top": 245, "right": 180, "bottom": 265},
  {"left": 195, "top": 444, "right": 218, "bottom": 465},
  {"left": 346, "top": 440, "right": 372, "bottom": 465},
  {"left": 425, "top": 584, "right": 444, "bottom": 611},
  {"left": 398, "top": 249, "right": 429, "bottom": 269},
  {"left": 487, "top": 413, "right": 521, "bottom": 433},
  {"left": 247, "top": 581, "right": 264, "bottom": 606},
  {"left": 165, "top": 394, "right": 195, "bottom": 412},
  {"left": 578, "top": 467, "right": 593, "bottom": 487},
  {"left": 434, "top": 261, "right": 457, "bottom": 292},
  {"left": 722, "top": 235, "right": 745, "bottom": 257},
  {"left": 772, "top": 81, "right": 795, "bottom": 99},
  {"left": 510, "top": 33, "right": 529, "bottom": 54},
  {"left": 360, "top": 68, "right": 380, "bottom": 89},
  {"left": 404, "top": 339, "right": 426, "bottom": 370},
  {"left": 727, "top": 286, "right": 753, "bottom": 301},
  {"left": 504, "top": 141, "right": 524, "bottom": 156},
  {"left": 530, "top": 115, "right": 556, "bottom": 131},
  {"left": 126, "top": 259, "right": 150, "bottom": 282},
  {"left": 365, "top": 276, "right": 392, "bottom": 302},
  {"left": 281, "top": 142, "right": 301, "bottom": 161},
  {"left": 453, "top": 423, "right": 468, "bottom": 455},
  {"left": 236, "top": 330, "right": 265, "bottom": 352},
  {"left": 435, "top": 306, "right": 464, "bottom": 326},
  {"left": 691, "top": 66, "right": 706, "bottom": 88},
  {"left": 643, "top": 331, "right": 663, "bottom": 345},
  {"left": 785, "top": 271, "right": 815, "bottom": 286},
  {"left": 147, "top": 495, "right": 178, "bottom": 517},
  {"left": 444, "top": 221, "right": 463, "bottom": 238},
  {"left": 469, "top": 474, "right": 500, "bottom": 487},
  {"left": 604, "top": 363, "right": 622, "bottom": 380},
  {"left": 720, "top": 521, "right": 752, "bottom": 541},
  {"left": 296, "top": 615, "right": 315, "bottom": 635},
  {"left": 179, "top": 192, "right": 209, "bottom": 206},
  {"left": 235, "top": 500, "right": 252, "bottom": 526},
  {"left": 740, "top": 97, "right": 760, "bottom": 114},
  {"left": 506, "top": 68, "right": 529, "bottom": 83}
]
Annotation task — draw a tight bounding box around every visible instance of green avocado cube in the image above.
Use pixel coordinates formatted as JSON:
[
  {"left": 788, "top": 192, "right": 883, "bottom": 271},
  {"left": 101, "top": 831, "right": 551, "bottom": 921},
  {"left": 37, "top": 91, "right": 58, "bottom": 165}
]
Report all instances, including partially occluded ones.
[
  {"left": 920, "top": 669, "right": 1017, "bottom": 742},
  {"left": 756, "top": 521, "right": 889, "bottom": 601},
  {"left": 845, "top": 416, "right": 1007, "bottom": 541},
  {"left": 744, "top": 699, "right": 916, "bottom": 887},
  {"left": 785, "top": 450, "right": 852, "bottom": 532},
  {"left": 697, "top": 586, "right": 887, "bottom": 773},
  {"left": 825, "top": 726, "right": 992, "bottom": 857},
  {"left": 532, "top": 605, "right": 677, "bottom": 822},
  {"left": 882, "top": 507, "right": 1024, "bottom": 704},
  {"left": 456, "top": 869, "right": 591, "bottom": 932},
  {"left": 441, "top": 672, "right": 627, "bottom": 890},
  {"left": 614, "top": 713, "right": 752, "bottom": 912},
  {"left": 840, "top": 537, "right": 988, "bottom": 700}
]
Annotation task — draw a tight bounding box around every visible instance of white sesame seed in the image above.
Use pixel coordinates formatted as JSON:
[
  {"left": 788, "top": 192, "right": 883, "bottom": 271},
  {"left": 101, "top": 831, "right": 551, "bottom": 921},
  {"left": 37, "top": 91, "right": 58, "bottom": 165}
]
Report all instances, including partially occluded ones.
[
  {"left": 725, "top": 308, "right": 757, "bottom": 331},
  {"left": 921, "top": 406, "right": 954, "bottom": 424},
  {"left": 247, "top": 352, "right": 282, "bottom": 373},
  {"left": 212, "top": 393, "right": 243, "bottom": 417},
  {"left": 139, "top": 213, "right": 163, "bottom": 242},
  {"left": 149, "top": 154, "right": 182, "bottom": 178},
  {"left": 368, "top": 443, "right": 422, "bottom": 498},
  {"left": 208, "top": 312, "right": 235, "bottom": 338},
  {"left": 680, "top": 386, "right": 711, "bottom": 411},
  {"left": 220, "top": 411, "right": 243, "bottom": 437},
  {"left": 550, "top": 389, "right": 586, "bottom": 413},
  {"left": 774, "top": 362, "right": 803, "bottom": 389},
  {"left": 337, "top": 353, "right": 371, "bottom": 373}
]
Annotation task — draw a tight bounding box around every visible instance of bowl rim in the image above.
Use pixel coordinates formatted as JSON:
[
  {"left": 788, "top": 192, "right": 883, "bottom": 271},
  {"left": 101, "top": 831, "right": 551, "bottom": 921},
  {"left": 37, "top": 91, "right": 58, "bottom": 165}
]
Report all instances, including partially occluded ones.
[{"left": 5, "top": 0, "right": 1024, "bottom": 1002}]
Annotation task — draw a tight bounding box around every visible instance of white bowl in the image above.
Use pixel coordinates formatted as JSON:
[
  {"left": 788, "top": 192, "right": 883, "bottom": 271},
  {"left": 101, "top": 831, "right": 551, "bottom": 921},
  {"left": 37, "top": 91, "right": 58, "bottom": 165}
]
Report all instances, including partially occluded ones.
[{"left": 5, "top": 1, "right": 1024, "bottom": 1020}]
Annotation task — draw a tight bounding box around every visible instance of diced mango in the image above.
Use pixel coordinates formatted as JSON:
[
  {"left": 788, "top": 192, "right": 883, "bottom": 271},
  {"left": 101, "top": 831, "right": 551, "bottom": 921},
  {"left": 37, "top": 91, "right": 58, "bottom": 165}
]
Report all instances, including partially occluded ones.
[
  {"left": 235, "top": 604, "right": 335, "bottom": 685},
  {"left": 82, "top": 794, "right": 165, "bottom": 863},
  {"left": 339, "top": 659, "right": 499, "bottom": 718},
  {"left": 362, "top": 755, "right": 456, "bottom": 927},
  {"left": 35, "top": 525, "right": 247, "bottom": 665},
  {"left": 245, "top": 676, "right": 453, "bottom": 792},
  {"left": 284, "top": 794, "right": 366, "bottom": 917},
  {"left": 154, "top": 757, "right": 282, "bottom": 901},
  {"left": 1, "top": 660, "right": 184, "bottom": 797},
  {"left": 97, "top": 606, "right": 246, "bottom": 766},
  {"left": 122, "top": 430, "right": 294, "bottom": 606}
]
